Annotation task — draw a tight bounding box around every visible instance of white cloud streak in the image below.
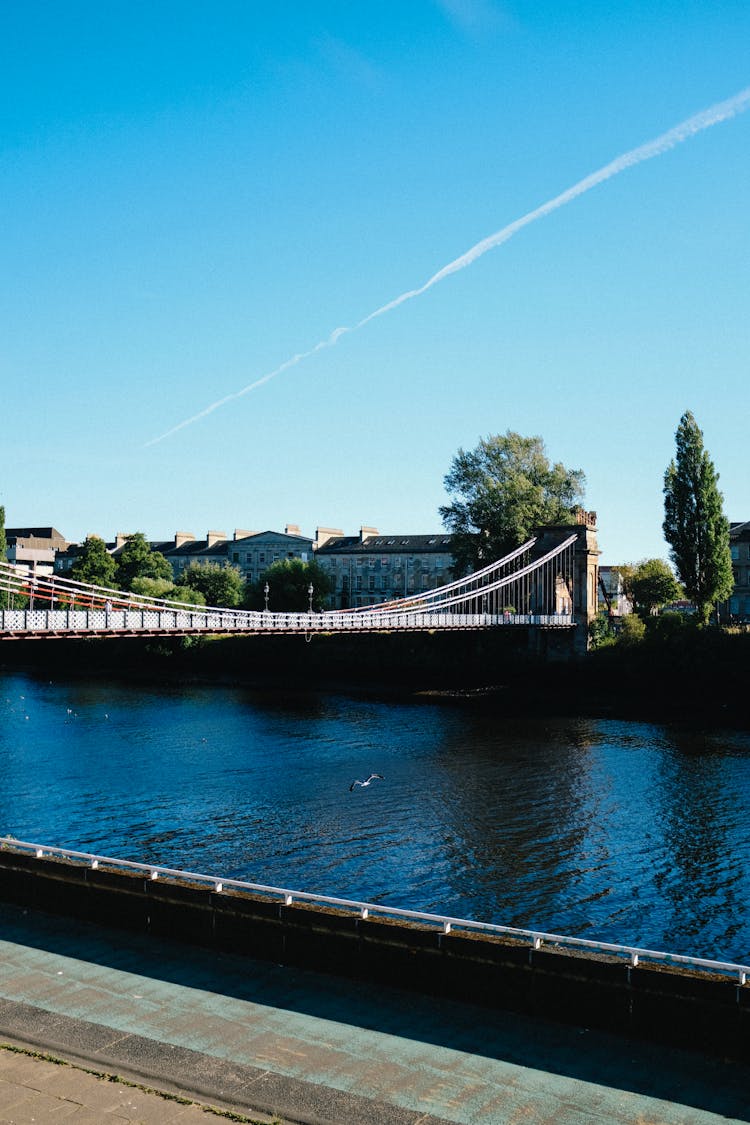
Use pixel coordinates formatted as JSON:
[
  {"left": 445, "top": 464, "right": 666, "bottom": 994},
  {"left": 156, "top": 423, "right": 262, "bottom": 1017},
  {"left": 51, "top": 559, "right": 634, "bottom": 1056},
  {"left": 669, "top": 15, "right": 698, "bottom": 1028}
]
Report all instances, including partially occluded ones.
[{"left": 146, "top": 86, "right": 750, "bottom": 447}]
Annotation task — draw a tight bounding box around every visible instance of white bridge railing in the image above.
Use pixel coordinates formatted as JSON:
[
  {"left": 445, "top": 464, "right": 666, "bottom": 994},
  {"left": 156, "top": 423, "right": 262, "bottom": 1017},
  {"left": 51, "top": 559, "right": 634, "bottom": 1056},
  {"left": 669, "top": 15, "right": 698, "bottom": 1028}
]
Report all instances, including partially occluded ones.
[
  {"left": 2, "top": 838, "right": 747, "bottom": 985},
  {"left": 0, "top": 609, "right": 575, "bottom": 636}
]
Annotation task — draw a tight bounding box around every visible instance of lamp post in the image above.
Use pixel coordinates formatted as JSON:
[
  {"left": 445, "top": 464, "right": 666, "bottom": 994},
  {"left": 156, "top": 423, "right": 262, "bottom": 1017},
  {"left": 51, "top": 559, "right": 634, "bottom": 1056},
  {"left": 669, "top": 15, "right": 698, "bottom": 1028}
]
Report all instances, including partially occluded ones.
[
  {"left": 264, "top": 582, "right": 269, "bottom": 613},
  {"left": 308, "top": 582, "right": 314, "bottom": 613}
]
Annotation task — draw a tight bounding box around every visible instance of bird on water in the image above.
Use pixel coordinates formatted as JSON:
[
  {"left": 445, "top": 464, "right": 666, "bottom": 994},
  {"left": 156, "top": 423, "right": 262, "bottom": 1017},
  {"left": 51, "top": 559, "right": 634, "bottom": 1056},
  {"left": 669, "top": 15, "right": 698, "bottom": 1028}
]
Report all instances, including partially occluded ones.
[{"left": 349, "top": 773, "right": 384, "bottom": 791}]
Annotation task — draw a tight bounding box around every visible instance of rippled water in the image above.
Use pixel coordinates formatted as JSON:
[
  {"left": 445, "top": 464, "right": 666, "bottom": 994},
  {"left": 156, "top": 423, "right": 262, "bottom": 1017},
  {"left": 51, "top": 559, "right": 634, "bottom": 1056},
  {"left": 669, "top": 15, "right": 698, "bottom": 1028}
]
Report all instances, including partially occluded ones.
[{"left": 2, "top": 670, "right": 750, "bottom": 962}]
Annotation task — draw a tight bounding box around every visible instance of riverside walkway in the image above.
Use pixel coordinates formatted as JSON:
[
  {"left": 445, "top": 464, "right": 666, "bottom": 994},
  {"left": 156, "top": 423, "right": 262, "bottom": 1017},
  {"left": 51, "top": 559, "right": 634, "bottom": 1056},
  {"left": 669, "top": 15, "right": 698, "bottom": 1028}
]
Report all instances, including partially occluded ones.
[{"left": 0, "top": 905, "right": 749, "bottom": 1124}]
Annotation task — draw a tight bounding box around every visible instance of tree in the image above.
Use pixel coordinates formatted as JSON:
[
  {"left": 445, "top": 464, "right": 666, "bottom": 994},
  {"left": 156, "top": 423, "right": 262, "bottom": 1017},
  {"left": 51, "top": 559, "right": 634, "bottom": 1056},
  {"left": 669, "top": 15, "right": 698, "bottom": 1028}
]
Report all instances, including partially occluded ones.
[
  {"left": 70, "top": 535, "right": 117, "bottom": 587},
  {"left": 663, "top": 411, "right": 733, "bottom": 626},
  {"left": 618, "top": 613, "right": 646, "bottom": 646},
  {"left": 440, "top": 431, "right": 586, "bottom": 573},
  {"left": 115, "top": 533, "right": 173, "bottom": 591},
  {"left": 130, "top": 576, "right": 206, "bottom": 606},
  {"left": 245, "top": 558, "right": 333, "bottom": 612},
  {"left": 177, "top": 561, "right": 244, "bottom": 608},
  {"left": 129, "top": 576, "right": 175, "bottom": 601},
  {"left": 628, "top": 558, "right": 682, "bottom": 617}
]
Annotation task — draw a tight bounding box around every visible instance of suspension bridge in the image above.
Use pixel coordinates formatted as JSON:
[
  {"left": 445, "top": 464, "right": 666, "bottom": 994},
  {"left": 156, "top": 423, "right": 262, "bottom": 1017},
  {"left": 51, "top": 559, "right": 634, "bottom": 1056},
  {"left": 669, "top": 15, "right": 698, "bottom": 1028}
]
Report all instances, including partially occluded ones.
[{"left": 0, "top": 529, "right": 591, "bottom": 640}]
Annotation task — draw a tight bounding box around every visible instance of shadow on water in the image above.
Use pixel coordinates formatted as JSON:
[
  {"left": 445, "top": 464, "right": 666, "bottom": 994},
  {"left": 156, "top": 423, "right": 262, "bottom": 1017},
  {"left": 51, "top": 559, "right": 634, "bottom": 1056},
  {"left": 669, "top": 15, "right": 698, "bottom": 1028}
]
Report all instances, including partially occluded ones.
[
  {"left": 654, "top": 727, "right": 750, "bottom": 959},
  {"left": 422, "top": 715, "right": 601, "bottom": 929},
  {"left": 1, "top": 904, "right": 749, "bottom": 1122}
]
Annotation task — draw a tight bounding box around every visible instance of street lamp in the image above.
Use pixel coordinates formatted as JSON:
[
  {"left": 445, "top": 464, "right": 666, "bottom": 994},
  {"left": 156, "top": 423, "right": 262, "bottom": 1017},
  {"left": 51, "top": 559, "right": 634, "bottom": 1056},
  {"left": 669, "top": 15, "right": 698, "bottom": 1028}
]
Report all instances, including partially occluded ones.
[
  {"left": 308, "top": 582, "right": 314, "bottom": 613},
  {"left": 264, "top": 582, "right": 269, "bottom": 612}
]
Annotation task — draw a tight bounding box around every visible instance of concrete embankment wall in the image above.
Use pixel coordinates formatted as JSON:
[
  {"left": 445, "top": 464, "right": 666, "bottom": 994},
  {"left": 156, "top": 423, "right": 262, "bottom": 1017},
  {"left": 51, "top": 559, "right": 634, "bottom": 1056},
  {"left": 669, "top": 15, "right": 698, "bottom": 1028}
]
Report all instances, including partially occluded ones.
[{"left": 0, "top": 848, "right": 747, "bottom": 1060}]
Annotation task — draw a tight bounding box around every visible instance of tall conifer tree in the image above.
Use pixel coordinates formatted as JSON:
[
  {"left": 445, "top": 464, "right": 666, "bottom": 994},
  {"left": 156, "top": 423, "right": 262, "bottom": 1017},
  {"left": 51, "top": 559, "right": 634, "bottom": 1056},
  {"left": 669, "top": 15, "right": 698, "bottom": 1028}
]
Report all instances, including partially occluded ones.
[{"left": 663, "top": 411, "right": 733, "bottom": 625}]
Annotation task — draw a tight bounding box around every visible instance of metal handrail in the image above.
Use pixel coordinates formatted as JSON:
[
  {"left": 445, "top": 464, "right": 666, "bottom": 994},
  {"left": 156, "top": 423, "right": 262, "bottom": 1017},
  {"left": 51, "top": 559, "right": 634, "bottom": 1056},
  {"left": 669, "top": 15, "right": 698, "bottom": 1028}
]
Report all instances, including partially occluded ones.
[
  {"left": 0, "top": 608, "right": 575, "bottom": 635},
  {"left": 2, "top": 837, "right": 747, "bottom": 984}
]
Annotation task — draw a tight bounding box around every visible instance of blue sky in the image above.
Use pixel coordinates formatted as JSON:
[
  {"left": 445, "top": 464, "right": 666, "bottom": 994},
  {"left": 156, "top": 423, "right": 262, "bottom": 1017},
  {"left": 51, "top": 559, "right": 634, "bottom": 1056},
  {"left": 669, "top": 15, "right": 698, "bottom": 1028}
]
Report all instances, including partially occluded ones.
[{"left": 2, "top": 1, "right": 748, "bottom": 564}]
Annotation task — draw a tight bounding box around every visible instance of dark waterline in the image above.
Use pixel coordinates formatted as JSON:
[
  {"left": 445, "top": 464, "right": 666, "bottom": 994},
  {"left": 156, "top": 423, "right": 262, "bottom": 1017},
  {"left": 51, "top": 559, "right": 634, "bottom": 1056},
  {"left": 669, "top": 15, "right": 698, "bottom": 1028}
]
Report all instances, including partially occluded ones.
[{"left": 2, "top": 671, "right": 750, "bottom": 963}]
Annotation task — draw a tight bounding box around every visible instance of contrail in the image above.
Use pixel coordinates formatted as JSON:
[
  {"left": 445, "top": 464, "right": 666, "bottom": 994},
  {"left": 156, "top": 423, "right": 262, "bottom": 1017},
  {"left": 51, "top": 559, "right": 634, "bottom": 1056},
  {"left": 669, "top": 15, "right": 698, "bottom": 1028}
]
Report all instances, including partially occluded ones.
[{"left": 146, "top": 85, "right": 750, "bottom": 447}]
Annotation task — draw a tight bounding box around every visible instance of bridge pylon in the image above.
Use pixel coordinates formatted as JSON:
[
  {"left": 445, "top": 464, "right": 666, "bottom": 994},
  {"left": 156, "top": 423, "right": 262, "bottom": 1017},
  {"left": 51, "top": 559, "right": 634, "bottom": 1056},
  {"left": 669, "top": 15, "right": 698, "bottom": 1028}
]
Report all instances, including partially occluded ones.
[{"left": 530, "top": 510, "right": 600, "bottom": 653}]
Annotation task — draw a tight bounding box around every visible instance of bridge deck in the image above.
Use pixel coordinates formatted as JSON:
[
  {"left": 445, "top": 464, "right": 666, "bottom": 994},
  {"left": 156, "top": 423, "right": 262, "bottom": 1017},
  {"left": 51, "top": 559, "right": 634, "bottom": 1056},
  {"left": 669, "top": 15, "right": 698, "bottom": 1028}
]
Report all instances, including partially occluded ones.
[{"left": 0, "top": 608, "right": 575, "bottom": 639}]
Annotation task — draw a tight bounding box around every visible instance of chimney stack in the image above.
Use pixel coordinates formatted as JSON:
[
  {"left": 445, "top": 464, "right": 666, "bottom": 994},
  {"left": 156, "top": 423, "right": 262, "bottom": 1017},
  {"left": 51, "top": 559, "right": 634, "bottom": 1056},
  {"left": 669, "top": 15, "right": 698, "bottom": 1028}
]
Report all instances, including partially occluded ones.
[{"left": 315, "top": 527, "right": 344, "bottom": 549}]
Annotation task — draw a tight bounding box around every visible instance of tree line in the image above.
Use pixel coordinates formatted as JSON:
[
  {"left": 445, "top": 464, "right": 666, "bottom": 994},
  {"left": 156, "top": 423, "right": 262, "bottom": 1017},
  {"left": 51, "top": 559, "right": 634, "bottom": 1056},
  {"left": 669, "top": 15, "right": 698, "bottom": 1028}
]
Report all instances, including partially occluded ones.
[{"left": 68, "top": 532, "right": 332, "bottom": 612}]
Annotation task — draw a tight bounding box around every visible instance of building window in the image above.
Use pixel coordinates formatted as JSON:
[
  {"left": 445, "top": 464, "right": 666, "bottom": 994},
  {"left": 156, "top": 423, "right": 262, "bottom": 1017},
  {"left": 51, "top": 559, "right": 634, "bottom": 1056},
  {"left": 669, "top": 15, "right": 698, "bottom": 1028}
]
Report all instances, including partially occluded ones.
[
  {"left": 232, "top": 552, "right": 239, "bottom": 562},
  {"left": 731, "top": 544, "right": 739, "bottom": 561}
]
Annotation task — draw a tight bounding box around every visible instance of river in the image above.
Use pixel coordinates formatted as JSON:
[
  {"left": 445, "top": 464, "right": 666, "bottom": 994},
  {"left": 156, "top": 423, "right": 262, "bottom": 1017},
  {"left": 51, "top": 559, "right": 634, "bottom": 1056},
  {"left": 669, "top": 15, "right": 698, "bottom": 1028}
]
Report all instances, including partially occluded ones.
[{"left": 1, "top": 670, "right": 749, "bottom": 963}]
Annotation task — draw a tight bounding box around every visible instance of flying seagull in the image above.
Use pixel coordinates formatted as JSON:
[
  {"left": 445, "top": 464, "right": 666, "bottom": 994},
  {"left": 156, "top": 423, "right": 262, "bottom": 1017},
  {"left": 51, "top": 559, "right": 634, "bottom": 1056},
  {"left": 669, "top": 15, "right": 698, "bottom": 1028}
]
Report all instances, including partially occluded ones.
[{"left": 349, "top": 773, "right": 384, "bottom": 792}]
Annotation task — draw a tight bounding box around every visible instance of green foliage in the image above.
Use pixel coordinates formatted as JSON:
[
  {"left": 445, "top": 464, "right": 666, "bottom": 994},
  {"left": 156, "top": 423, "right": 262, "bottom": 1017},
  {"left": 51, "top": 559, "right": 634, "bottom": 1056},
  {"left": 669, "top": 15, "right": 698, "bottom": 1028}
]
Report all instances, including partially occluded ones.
[
  {"left": 245, "top": 558, "right": 333, "bottom": 612},
  {"left": 589, "top": 612, "right": 617, "bottom": 649},
  {"left": 170, "top": 584, "right": 206, "bottom": 607},
  {"left": 115, "top": 533, "right": 173, "bottom": 591},
  {"left": 618, "top": 614, "right": 646, "bottom": 646},
  {"left": 663, "top": 411, "right": 733, "bottom": 626},
  {"left": 440, "top": 431, "right": 586, "bottom": 573},
  {"left": 629, "top": 558, "right": 682, "bottom": 617},
  {"left": 128, "top": 576, "right": 205, "bottom": 606},
  {"left": 130, "top": 576, "right": 175, "bottom": 600},
  {"left": 645, "top": 610, "right": 692, "bottom": 641},
  {"left": 70, "top": 535, "right": 117, "bottom": 587},
  {"left": 177, "top": 561, "right": 244, "bottom": 608}
]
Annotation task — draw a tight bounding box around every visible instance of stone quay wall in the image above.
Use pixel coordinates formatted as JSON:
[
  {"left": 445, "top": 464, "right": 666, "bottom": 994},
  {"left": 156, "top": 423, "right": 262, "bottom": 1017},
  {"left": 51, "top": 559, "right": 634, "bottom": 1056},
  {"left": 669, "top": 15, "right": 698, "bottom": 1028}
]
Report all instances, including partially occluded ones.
[{"left": 0, "top": 847, "right": 747, "bottom": 1060}]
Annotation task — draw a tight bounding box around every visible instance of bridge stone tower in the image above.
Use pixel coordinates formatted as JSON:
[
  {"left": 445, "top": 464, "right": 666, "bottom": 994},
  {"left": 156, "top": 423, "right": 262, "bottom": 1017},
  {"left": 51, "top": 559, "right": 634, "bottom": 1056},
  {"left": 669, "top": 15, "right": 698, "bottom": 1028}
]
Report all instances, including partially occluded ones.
[{"left": 531, "top": 510, "right": 600, "bottom": 654}]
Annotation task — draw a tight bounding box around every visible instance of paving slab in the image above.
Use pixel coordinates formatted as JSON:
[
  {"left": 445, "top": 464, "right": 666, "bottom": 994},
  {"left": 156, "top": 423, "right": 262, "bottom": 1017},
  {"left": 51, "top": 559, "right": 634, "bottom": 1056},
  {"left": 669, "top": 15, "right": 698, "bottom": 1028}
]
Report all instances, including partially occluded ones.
[
  {"left": 0, "top": 1045, "right": 249, "bottom": 1124},
  {"left": 1, "top": 903, "right": 749, "bottom": 1124}
]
